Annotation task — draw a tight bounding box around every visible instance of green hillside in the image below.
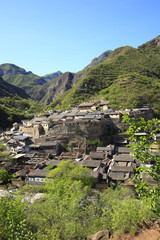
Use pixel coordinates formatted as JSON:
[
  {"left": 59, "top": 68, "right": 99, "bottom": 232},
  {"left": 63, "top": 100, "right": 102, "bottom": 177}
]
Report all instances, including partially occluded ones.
[
  {"left": 50, "top": 38, "right": 160, "bottom": 115},
  {"left": 0, "top": 76, "right": 29, "bottom": 99},
  {"left": 26, "top": 50, "right": 111, "bottom": 104},
  {"left": 0, "top": 97, "right": 45, "bottom": 128},
  {"left": 0, "top": 63, "right": 47, "bottom": 91}
]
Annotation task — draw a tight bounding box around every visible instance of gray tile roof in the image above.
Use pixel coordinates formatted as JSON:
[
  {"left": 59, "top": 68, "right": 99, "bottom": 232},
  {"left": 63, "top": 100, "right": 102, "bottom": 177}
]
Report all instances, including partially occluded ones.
[
  {"left": 90, "top": 151, "right": 106, "bottom": 160},
  {"left": 28, "top": 170, "right": 49, "bottom": 177},
  {"left": 109, "top": 166, "right": 134, "bottom": 172},
  {"left": 75, "top": 111, "right": 88, "bottom": 116},
  {"left": 81, "top": 160, "right": 101, "bottom": 168},
  {"left": 113, "top": 154, "right": 134, "bottom": 162},
  {"left": 108, "top": 172, "right": 125, "bottom": 180},
  {"left": 98, "top": 101, "right": 110, "bottom": 106},
  {"left": 14, "top": 135, "right": 29, "bottom": 141},
  {"left": 96, "top": 146, "right": 113, "bottom": 152},
  {"left": 64, "top": 110, "right": 79, "bottom": 117},
  {"left": 78, "top": 102, "right": 95, "bottom": 107},
  {"left": 45, "top": 160, "right": 61, "bottom": 166},
  {"left": 117, "top": 147, "right": 134, "bottom": 154}
]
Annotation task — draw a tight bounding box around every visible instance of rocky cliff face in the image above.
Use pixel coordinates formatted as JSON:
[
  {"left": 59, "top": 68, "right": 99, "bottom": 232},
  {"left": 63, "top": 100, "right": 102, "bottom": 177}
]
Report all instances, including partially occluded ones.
[
  {"left": 27, "top": 72, "right": 75, "bottom": 104},
  {"left": 87, "top": 50, "right": 112, "bottom": 68},
  {"left": 145, "top": 35, "right": 160, "bottom": 46}
]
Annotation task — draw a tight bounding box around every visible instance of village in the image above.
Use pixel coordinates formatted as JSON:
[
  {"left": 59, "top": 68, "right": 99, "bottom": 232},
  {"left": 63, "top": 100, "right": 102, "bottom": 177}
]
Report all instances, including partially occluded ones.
[{"left": 0, "top": 101, "right": 159, "bottom": 191}]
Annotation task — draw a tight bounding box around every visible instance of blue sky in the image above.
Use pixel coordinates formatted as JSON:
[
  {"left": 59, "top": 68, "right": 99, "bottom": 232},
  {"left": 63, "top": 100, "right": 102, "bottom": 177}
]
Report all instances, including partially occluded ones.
[{"left": 0, "top": 0, "right": 159, "bottom": 76}]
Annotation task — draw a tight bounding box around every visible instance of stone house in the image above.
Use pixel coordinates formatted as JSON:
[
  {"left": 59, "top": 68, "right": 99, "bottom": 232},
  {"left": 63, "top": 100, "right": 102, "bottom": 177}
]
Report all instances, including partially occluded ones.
[
  {"left": 107, "top": 153, "right": 137, "bottom": 186},
  {"left": 64, "top": 110, "right": 79, "bottom": 121},
  {"left": 81, "top": 159, "right": 102, "bottom": 169},
  {"left": 97, "top": 101, "right": 110, "bottom": 111},
  {"left": 96, "top": 145, "right": 114, "bottom": 157},
  {"left": 29, "top": 141, "right": 62, "bottom": 155},
  {"left": 75, "top": 111, "right": 88, "bottom": 120},
  {"left": 78, "top": 102, "right": 96, "bottom": 112},
  {"left": 129, "top": 108, "right": 153, "bottom": 120},
  {"left": 19, "top": 123, "right": 44, "bottom": 138},
  {"left": 115, "top": 146, "right": 134, "bottom": 154},
  {"left": 27, "top": 170, "right": 49, "bottom": 184},
  {"left": 89, "top": 151, "right": 106, "bottom": 160}
]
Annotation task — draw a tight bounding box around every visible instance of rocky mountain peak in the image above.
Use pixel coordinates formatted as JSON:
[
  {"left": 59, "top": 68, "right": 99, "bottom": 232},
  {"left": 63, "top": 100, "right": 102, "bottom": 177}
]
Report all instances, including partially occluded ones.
[{"left": 145, "top": 35, "right": 160, "bottom": 46}]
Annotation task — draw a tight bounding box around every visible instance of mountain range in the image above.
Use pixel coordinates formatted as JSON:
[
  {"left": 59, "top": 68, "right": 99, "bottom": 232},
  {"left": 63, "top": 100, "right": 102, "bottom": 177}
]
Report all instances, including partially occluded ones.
[{"left": 0, "top": 35, "right": 160, "bottom": 115}]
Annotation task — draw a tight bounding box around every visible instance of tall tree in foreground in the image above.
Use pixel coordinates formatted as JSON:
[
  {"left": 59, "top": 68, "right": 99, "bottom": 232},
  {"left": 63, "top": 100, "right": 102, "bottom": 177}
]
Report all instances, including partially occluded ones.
[
  {"left": 122, "top": 116, "right": 160, "bottom": 214},
  {"left": 0, "top": 196, "right": 33, "bottom": 240}
]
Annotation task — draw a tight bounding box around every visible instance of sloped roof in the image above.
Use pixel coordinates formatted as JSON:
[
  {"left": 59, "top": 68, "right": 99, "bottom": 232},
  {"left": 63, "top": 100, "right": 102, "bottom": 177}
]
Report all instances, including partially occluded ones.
[
  {"left": 99, "top": 101, "right": 110, "bottom": 106},
  {"left": 28, "top": 170, "right": 49, "bottom": 177},
  {"left": 14, "top": 135, "right": 29, "bottom": 141},
  {"left": 90, "top": 151, "right": 106, "bottom": 160},
  {"left": 40, "top": 142, "right": 58, "bottom": 147},
  {"left": 65, "top": 110, "right": 79, "bottom": 117},
  {"left": 96, "top": 146, "right": 113, "bottom": 152},
  {"left": 108, "top": 171, "right": 131, "bottom": 180},
  {"left": 45, "top": 160, "right": 61, "bottom": 166},
  {"left": 104, "top": 111, "right": 120, "bottom": 115},
  {"left": 32, "top": 116, "right": 48, "bottom": 122},
  {"left": 78, "top": 102, "right": 95, "bottom": 107},
  {"left": 75, "top": 111, "right": 88, "bottom": 116},
  {"left": 109, "top": 166, "right": 134, "bottom": 172},
  {"left": 113, "top": 154, "right": 134, "bottom": 162},
  {"left": 83, "top": 114, "right": 96, "bottom": 119},
  {"left": 81, "top": 159, "right": 101, "bottom": 168},
  {"left": 117, "top": 147, "right": 134, "bottom": 154},
  {"left": 60, "top": 152, "right": 80, "bottom": 159},
  {"left": 115, "top": 162, "right": 127, "bottom": 167},
  {"left": 108, "top": 172, "right": 125, "bottom": 180}
]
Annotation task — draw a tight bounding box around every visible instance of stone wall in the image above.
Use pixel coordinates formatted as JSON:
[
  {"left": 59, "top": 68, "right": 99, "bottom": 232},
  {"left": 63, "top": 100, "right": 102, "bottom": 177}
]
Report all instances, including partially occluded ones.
[
  {"left": 19, "top": 125, "right": 43, "bottom": 138},
  {"left": 49, "top": 119, "right": 110, "bottom": 139}
]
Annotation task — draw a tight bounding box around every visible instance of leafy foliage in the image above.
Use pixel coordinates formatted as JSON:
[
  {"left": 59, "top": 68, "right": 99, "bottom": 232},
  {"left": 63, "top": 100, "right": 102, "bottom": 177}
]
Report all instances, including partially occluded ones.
[
  {"left": 0, "top": 161, "right": 155, "bottom": 239},
  {"left": 0, "top": 196, "right": 33, "bottom": 240},
  {"left": 0, "top": 96, "right": 45, "bottom": 128},
  {"left": 26, "top": 184, "right": 153, "bottom": 239},
  {"left": 122, "top": 115, "right": 160, "bottom": 213},
  {"left": 0, "top": 141, "right": 13, "bottom": 162},
  {"left": 0, "top": 169, "right": 12, "bottom": 184},
  {"left": 45, "top": 160, "right": 94, "bottom": 195}
]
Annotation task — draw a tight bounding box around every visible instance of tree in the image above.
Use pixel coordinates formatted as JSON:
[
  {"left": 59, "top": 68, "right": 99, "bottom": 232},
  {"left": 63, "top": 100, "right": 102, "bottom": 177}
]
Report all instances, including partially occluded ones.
[
  {"left": 27, "top": 160, "right": 95, "bottom": 239},
  {"left": 45, "top": 159, "right": 94, "bottom": 196},
  {"left": 0, "top": 142, "right": 13, "bottom": 162},
  {"left": 0, "top": 169, "right": 11, "bottom": 184},
  {"left": 122, "top": 115, "right": 160, "bottom": 213},
  {"left": 0, "top": 196, "right": 33, "bottom": 240}
]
